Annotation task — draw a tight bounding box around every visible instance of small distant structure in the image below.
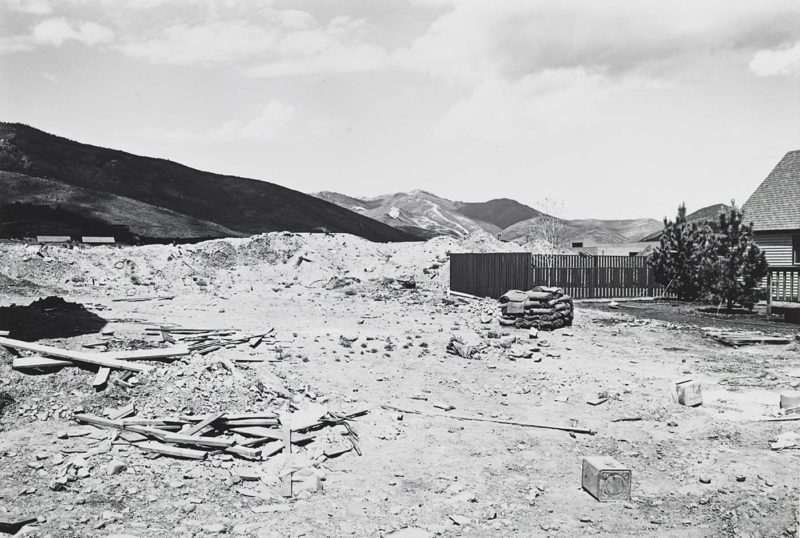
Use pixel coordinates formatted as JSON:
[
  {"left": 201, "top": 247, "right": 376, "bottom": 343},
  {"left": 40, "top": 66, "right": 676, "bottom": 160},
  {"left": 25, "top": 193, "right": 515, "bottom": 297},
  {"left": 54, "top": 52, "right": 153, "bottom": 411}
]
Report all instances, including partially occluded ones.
[
  {"left": 570, "top": 240, "right": 656, "bottom": 257},
  {"left": 36, "top": 235, "right": 71, "bottom": 243},
  {"left": 81, "top": 236, "right": 116, "bottom": 245}
]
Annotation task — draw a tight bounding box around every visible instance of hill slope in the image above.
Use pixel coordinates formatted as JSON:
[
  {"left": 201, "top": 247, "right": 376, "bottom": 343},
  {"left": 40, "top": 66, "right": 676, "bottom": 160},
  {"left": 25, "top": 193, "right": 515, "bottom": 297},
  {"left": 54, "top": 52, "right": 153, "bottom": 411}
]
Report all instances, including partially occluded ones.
[
  {"left": 0, "top": 123, "right": 420, "bottom": 243},
  {"left": 316, "top": 190, "right": 662, "bottom": 244},
  {"left": 315, "top": 190, "right": 502, "bottom": 238},
  {"left": 499, "top": 216, "right": 662, "bottom": 244},
  {"left": 454, "top": 198, "right": 543, "bottom": 230}
]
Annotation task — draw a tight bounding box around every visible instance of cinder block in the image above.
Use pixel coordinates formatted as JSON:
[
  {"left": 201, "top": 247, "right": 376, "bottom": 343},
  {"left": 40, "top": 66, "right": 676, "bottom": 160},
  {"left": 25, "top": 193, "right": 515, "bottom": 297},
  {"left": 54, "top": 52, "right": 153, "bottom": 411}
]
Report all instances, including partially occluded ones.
[
  {"left": 780, "top": 392, "right": 800, "bottom": 410},
  {"left": 581, "top": 456, "right": 632, "bottom": 501},
  {"left": 676, "top": 380, "right": 703, "bottom": 407}
]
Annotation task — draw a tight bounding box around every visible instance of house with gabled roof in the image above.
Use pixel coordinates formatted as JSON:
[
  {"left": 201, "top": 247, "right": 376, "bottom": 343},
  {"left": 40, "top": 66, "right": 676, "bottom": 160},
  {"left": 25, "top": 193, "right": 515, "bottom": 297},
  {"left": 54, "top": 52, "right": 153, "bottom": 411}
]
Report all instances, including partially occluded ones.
[
  {"left": 742, "top": 150, "right": 800, "bottom": 314},
  {"left": 742, "top": 150, "right": 800, "bottom": 267}
]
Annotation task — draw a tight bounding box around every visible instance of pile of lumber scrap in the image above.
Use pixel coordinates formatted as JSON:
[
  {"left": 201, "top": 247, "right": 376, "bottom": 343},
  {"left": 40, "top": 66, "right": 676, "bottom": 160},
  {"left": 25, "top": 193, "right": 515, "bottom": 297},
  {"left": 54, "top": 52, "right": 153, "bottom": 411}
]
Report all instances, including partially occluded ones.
[
  {"left": 498, "top": 286, "right": 574, "bottom": 331},
  {"left": 2, "top": 336, "right": 188, "bottom": 389},
  {"left": 146, "top": 326, "right": 275, "bottom": 357},
  {"left": 703, "top": 330, "right": 792, "bottom": 347},
  {"left": 72, "top": 405, "right": 367, "bottom": 463}
]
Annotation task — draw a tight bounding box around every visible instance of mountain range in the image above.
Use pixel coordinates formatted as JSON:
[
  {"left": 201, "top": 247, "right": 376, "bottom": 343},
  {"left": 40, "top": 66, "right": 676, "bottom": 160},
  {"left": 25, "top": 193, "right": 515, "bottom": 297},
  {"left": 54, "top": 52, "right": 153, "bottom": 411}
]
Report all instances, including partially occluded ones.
[
  {"left": 0, "top": 122, "right": 669, "bottom": 245},
  {"left": 314, "top": 190, "right": 663, "bottom": 245}
]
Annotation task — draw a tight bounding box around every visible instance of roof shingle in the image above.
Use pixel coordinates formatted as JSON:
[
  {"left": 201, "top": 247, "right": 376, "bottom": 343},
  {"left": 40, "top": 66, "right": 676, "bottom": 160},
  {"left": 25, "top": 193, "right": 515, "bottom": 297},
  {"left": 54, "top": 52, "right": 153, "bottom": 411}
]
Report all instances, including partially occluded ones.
[{"left": 742, "top": 150, "right": 800, "bottom": 232}]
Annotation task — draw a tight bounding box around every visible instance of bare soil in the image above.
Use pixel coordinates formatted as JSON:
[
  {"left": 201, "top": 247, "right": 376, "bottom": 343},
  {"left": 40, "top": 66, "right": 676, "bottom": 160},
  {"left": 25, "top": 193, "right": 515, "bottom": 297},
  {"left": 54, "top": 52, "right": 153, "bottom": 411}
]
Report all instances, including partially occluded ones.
[{"left": 0, "top": 235, "right": 798, "bottom": 537}]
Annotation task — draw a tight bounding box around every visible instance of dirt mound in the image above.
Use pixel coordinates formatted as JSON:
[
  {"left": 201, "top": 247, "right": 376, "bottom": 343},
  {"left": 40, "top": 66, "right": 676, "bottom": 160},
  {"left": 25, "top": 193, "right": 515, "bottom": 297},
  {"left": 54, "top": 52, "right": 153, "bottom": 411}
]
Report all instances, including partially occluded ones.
[{"left": 0, "top": 231, "right": 544, "bottom": 298}]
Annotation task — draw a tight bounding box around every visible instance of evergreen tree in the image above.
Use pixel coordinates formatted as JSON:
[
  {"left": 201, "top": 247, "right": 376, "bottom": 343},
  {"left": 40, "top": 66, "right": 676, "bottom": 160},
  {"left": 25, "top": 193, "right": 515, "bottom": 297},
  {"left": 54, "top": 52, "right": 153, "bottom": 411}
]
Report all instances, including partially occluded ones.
[
  {"left": 648, "top": 204, "right": 713, "bottom": 300},
  {"left": 706, "top": 204, "right": 768, "bottom": 310}
]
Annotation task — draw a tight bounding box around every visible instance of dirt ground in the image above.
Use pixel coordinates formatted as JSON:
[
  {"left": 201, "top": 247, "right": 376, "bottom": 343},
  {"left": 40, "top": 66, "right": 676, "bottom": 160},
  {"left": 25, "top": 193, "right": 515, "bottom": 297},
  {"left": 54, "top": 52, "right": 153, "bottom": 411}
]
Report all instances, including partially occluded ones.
[{"left": 0, "top": 235, "right": 799, "bottom": 537}]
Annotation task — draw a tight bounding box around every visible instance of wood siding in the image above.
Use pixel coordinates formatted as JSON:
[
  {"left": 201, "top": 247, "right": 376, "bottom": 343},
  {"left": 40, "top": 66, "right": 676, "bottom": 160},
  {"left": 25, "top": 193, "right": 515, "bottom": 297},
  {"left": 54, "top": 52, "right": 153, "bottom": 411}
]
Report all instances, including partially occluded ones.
[{"left": 754, "top": 231, "right": 797, "bottom": 266}]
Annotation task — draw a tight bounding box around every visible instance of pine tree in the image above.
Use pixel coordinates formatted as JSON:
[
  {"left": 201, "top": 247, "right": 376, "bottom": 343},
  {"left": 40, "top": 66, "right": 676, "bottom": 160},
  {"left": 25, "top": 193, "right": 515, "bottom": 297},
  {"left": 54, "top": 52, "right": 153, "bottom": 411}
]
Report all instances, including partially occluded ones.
[
  {"left": 648, "top": 204, "right": 712, "bottom": 300},
  {"left": 706, "top": 204, "right": 768, "bottom": 310}
]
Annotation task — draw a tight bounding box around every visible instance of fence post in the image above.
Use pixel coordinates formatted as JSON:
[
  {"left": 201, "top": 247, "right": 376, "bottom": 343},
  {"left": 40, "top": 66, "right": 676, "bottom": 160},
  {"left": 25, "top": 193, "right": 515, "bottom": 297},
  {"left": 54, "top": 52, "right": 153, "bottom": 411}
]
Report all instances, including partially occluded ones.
[{"left": 590, "top": 256, "right": 598, "bottom": 299}]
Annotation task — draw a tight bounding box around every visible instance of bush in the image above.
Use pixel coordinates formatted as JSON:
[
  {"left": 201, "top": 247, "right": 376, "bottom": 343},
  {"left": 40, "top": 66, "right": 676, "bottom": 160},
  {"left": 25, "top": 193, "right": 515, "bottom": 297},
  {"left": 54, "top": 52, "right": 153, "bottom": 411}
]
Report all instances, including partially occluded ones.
[
  {"left": 649, "top": 203, "right": 768, "bottom": 310},
  {"left": 648, "top": 204, "right": 714, "bottom": 301},
  {"left": 704, "top": 205, "right": 768, "bottom": 310}
]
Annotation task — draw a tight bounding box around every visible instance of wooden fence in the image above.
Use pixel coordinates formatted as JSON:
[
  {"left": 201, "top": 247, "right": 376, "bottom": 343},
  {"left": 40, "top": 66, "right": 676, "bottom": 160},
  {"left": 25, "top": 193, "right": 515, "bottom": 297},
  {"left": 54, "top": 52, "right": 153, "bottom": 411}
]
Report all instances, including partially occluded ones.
[{"left": 449, "top": 253, "right": 667, "bottom": 299}]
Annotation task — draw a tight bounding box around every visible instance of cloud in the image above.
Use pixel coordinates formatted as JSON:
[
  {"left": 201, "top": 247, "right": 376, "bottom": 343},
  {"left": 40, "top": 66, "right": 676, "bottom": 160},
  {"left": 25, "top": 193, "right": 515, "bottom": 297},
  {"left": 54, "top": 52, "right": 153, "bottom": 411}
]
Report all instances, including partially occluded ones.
[
  {"left": 433, "top": 68, "right": 646, "bottom": 141},
  {"left": 31, "top": 18, "right": 114, "bottom": 46},
  {"left": 40, "top": 70, "right": 58, "bottom": 83},
  {"left": 118, "top": 20, "right": 277, "bottom": 65},
  {"left": 243, "top": 17, "right": 387, "bottom": 77},
  {"left": 397, "top": 0, "right": 800, "bottom": 84},
  {"left": 2, "top": 0, "right": 52, "bottom": 15},
  {"left": 0, "top": 17, "right": 113, "bottom": 53},
  {"left": 749, "top": 42, "right": 800, "bottom": 76},
  {"left": 137, "top": 101, "right": 295, "bottom": 143},
  {"left": 118, "top": 10, "right": 388, "bottom": 77},
  {"left": 397, "top": 0, "right": 800, "bottom": 140}
]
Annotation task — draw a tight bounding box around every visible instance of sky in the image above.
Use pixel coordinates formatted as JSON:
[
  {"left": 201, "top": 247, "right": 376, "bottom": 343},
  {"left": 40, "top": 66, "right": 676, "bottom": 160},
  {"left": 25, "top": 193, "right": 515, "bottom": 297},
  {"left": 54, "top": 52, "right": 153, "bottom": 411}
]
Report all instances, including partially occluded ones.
[{"left": 1, "top": 0, "right": 799, "bottom": 220}]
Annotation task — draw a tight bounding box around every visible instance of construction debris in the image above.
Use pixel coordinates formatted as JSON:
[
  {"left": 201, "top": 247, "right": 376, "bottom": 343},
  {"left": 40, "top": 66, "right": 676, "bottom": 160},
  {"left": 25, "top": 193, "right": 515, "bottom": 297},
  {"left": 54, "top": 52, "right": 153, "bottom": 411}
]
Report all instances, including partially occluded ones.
[
  {"left": 704, "top": 330, "right": 791, "bottom": 347},
  {"left": 676, "top": 379, "right": 703, "bottom": 407},
  {"left": 381, "top": 405, "right": 595, "bottom": 435},
  {"left": 72, "top": 406, "right": 366, "bottom": 462},
  {"left": 0, "top": 513, "right": 37, "bottom": 535},
  {"left": 498, "top": 287, "right": 574, "bottom": 331},
  {"left": 770, "top": 431, "right": 800, "bottom": 450},
  {"left": 144, "top": 326, "right": 275, "bottom": 356},
  {"left": 3, "top": 336, "right": 189, "bottom": 389},
  {"left": 780, "top": 392, "right": 800, "bottom": 411},
  {"left": 581, "top": 456, "right": 632, "bottom": 501},
  {"left": 446, "top": 335, "right": 484, "bottom": 359}
]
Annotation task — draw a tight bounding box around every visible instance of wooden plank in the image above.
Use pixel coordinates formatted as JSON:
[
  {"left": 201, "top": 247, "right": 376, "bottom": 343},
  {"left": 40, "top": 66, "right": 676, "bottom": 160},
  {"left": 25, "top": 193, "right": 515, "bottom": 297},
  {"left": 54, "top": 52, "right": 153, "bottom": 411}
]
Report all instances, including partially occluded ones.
[
  {"left": 122, "top": 418, "right": 186, "bottom": 427},
  {"left": 12, "top": 355, "right": 73, "bottom": 369},
  {"left": 138, "top": 441, "right": 207, "bottom": 459},
  {"left": 221, "top": 418, "right": 280, "bottom": 427},
  {"left": 108, "top": 403, "right": 136, "bottom": 420},
  {"left": 74, "top": 413, "right": 124, "bottom": 430},
  {"left": 281, "top": 422, "right": 293, "bottom": 497},
  {"left": 123, "top": 425, "right": 170, "bottom": 439},
  {"left": 259, "top": 440, "right": 284, "bottom": 458},
  {"left": 92, "top": 367, "right": 111, "bottom": 388},
  {"left": 106, "top": 345, "right": 190, "bottom": 361},
  {"left": 0, "top": 513, "right": 38, "bottom": 534},
  {"left": 221, "top": 413, "right": 279, "bottom": 421},
  {"left": 160, "top": 432, "right": 233, "bottom": 448},
  {"left": 225, "top": 445, "right": 261, "bottom": 460},
  {"left": 0, "top": 337, "right": 151, "bottom": 373},
  {"left": 183, "top": 412, "right": 225, "bottom": 436},
  {"left": 227, "top": 426, "right": 281, "bottom": 439}
]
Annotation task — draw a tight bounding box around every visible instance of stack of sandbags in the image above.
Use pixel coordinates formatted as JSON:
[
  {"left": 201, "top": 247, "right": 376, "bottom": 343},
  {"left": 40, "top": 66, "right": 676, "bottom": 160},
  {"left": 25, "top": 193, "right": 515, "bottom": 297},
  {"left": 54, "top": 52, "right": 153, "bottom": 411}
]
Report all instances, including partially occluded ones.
[{"left": 498, "top": 286, "right": 573, "bottom": 331}]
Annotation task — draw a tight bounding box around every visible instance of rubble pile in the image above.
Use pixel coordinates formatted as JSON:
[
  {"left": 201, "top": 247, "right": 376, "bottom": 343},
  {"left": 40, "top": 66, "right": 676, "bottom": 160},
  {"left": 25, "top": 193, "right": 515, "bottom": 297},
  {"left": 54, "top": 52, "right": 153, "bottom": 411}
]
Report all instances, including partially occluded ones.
[
  {"left": 145, "top": 326, "right": 276, "bottom": 356},
  {"left": 498, "top": 287, "right": 574, "bottom": 331}
]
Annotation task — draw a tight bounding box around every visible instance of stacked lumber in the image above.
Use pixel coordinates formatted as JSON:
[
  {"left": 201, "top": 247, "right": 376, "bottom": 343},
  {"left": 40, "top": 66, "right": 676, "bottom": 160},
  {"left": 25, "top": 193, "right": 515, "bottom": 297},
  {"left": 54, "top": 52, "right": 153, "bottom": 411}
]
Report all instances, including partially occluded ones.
[
  {"left": 146, "top": 326, "right": 275, "bottom": 357},
  {"left": 498, "top": 287, "right": 574, "bottom": 331},
  {"left": 703, "top": 330, "right": 791, "bottom": 347},
  {"left": 3, "top": 336, "right": 188, "bottom": 388},
  {"left": 72, "top": 406, "right": 367, "bottom": 463}
]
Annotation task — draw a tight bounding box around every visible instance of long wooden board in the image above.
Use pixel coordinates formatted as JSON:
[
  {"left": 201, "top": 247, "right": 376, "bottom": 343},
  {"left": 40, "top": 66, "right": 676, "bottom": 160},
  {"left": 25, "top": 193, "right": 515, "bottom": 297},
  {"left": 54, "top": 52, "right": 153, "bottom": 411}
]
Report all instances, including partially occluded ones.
[
  {"left": 0, "top": 337, "right": 151, "bottom": 373},
  {"left": 106, "top": 345, "right": 190, "bottom": 361},
  {"left": 12, "top": 356, "right": 73, "bottom": 369},
  {"left": 138, "top": 441, "right": 206, "bottom": 459}
]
